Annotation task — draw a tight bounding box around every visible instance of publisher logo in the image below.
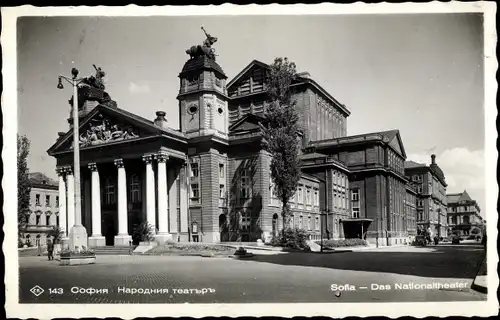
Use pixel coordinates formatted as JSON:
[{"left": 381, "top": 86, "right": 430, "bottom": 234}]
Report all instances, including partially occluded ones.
[{"left": 30, "top": 285, "right": 44, "bottom": 297}]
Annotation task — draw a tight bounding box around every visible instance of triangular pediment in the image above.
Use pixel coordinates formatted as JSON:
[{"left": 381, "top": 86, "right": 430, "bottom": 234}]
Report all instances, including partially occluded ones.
[
  {"left": 386, "top": 131, "right": 406, "bottom": 158},
  {"left": 227, "top": 60, "right": 269, "bottom": 90},
  {"left": 228, "top": 113, "right": 265, "bottom": 134},
  {"left": 48, "top": 105, "right": 163, "bottom": 154}
]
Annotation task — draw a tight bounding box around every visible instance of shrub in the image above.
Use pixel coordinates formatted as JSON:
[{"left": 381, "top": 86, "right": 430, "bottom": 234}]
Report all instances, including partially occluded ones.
[
  {"left": 132, "top": 222, "right": 156, "bottom": 244},
  {"left": 47, "top": 226, "right": 64, "bottom": 244},
  {"left": 60, "top": 250, "right": 95, "bottom": 258},
  {"left": 319, "top": 239, "right": 368, "bottom": 249},
  {"left": 270, "top": 227, "right": 311, "bottom": 251}
]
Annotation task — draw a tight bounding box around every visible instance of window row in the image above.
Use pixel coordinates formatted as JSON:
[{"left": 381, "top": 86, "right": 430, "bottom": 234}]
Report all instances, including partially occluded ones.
[
  {"left": 34, "top": 194, "right": 59, "bottom": 207},
  {"left": 290, "top": 214, "right": 320, "bottom": 231}
]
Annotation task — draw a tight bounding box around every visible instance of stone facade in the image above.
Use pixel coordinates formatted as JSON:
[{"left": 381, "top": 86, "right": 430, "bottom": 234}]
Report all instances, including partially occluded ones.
[
  {"left": 20, "top": 173, "right": 60, "bottom": 247},
  {"left": 446, "top": 190, "right": 483, "bottom": 237},
  {"left": 404, "top": 155, "right": 448, "bottom": 239},
  {"left": 48, "top": 55, "right": 421, "bottom": 247}
]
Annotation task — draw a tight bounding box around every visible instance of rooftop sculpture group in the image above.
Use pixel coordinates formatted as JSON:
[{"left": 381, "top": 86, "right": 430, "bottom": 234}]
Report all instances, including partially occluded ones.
[
  {"left": 185, "top": 27, "right": 218, "bottom": 61},
  {"left": 69, "top": 64, "right": 117, "bottom": 109}
]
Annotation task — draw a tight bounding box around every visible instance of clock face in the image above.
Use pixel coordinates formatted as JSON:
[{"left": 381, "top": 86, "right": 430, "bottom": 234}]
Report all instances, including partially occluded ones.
[
  {"left": 188, "top": 104, "right": 198, "bottom": 115},
  {"left": 216, "top": 99, "right": 225, "bottom": 115}
]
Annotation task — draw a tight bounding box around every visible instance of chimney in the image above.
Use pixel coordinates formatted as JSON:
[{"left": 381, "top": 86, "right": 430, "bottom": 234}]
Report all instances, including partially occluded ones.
[
  {"left": 431, "top": 154, "right": 436, "bottom": 164},
  {"left": 154, "top": 111, "right": 168, "bottom": 128}
]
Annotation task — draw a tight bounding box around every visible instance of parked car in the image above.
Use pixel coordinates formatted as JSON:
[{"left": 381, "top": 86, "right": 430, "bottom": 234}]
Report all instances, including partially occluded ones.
[
  {"left": 451, "top": 234, "right": 461, "bottom": 244},
  {"left": 414, "top": 235, "right": 427, "bottom": 246}
]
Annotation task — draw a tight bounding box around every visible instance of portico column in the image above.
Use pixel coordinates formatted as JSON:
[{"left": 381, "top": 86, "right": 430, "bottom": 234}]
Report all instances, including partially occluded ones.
[
  {"left": 66, "top": 167, "right": 75, "bottom": 235},
  {"left": 56, "top": 167, "right": 68, "bottom": 238},
  {"left": 114, "top": 159, "right": 132, "bottom": 246},
  {"left": 88, "top": 163, "right": 105, "bottom": 247},
  {"left": 142, "top": 154, "right": 156, "bottom": 231},
  {"left": 155, "top": 152, "right": 172, "bottom": 244}
]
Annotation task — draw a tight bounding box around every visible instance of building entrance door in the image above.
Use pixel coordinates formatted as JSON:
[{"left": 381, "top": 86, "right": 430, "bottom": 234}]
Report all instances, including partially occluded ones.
[{"left": 102, "top": 211, "right": 117, "bottom": 246}]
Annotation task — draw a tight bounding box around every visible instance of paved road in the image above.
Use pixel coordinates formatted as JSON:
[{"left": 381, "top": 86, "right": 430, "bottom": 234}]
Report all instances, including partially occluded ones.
[{"left": 19, "top": 243, "right": 486, "bottom": 303}]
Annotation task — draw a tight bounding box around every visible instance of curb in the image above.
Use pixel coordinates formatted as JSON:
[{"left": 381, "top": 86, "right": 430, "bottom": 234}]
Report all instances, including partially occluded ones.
[{"left": 471, "top": 280, "right": 487, "bottom": 294}]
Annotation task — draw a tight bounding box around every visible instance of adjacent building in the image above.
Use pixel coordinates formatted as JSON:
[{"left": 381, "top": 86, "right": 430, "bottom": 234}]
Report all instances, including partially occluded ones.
[
  {"left": 20, "top": 173, "right": 60, "bottom": 246},
  {"left": 404, "top": 155, "right": 448, "bottom": 239},
  {"left": 447, "top": 190, "right": 483, "bottom": 237},
  {"left": 47, "top": 31, "right": 418, "bottom": 247}
]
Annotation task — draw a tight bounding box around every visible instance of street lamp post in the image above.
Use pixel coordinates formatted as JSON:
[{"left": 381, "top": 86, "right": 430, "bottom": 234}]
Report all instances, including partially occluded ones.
[
  {"left": 320, "top": 210, "right": 328, "bottom": 253},
  {"left": 58, "top": 68, "right": 88, "bottom": 251}
]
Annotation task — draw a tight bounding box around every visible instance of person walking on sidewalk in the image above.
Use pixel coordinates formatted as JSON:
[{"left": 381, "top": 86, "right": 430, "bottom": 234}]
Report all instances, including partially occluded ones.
[
  {"left": 36, "top": 236, "right": 42, "bottom": 256},
  {"left": 47, "top": 239, "right": 54, "bottom": 261}
]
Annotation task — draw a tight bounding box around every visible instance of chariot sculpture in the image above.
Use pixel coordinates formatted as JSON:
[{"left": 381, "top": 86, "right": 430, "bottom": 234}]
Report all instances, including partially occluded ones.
[{"left": 185, "top": 27, "right": 218, "bottom": 61}]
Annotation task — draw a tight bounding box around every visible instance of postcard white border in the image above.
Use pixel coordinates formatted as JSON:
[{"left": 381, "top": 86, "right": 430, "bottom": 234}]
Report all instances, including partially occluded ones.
[{"left": 2, "top": 2, "right": 498, "bottom": 318}]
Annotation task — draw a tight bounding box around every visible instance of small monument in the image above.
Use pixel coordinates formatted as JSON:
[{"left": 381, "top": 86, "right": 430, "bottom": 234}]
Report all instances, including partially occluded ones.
[{"left": 67, "top": 65, "right": 118, "bottom": 128}]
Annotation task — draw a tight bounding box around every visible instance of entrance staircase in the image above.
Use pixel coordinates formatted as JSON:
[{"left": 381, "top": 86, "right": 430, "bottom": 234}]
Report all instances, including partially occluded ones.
[{"left": 92, "top": 246, "right": 134, "bottom": 255}]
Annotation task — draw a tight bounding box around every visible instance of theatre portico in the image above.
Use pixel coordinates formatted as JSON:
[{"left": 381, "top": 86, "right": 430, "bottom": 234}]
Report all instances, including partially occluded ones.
[{"left": 49, "top": 106, "right": 191, "bottom": 247}]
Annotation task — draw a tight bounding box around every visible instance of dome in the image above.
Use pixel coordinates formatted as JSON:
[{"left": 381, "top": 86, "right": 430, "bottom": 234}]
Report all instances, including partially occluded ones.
[{"left": 180, "top": 55, "right": 226, "bottom": 79}]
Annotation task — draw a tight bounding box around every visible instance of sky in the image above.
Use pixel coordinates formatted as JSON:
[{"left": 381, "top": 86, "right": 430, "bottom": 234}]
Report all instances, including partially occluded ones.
[{"left": 17, "top": 14, "right": 486, "bottom": 214}]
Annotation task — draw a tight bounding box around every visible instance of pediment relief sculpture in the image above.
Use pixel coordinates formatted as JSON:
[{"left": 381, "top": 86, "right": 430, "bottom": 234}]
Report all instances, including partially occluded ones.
[{"left": 70, "top": 113, "right": 140, "bottom": 148}]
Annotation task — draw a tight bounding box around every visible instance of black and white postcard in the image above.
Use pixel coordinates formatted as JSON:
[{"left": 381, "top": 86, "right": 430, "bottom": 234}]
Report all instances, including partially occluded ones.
[{"left": 2, "top": 3, "right": 498, "bottom": 318}]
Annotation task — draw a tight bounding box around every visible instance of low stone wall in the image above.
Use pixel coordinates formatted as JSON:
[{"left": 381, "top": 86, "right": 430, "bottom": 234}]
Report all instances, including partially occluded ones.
[{"left": 60, "top": 256, "right": 96, "bottom": 266}]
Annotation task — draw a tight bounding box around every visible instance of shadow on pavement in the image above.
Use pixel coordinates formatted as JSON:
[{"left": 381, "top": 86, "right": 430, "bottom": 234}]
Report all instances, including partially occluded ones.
[{"left": 249, "top": 245, "right": 485, "bottom": 279}]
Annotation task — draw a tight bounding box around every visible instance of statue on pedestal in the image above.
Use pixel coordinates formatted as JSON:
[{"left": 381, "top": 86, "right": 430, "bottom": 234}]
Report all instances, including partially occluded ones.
[{"left": 185, "top": 27, "right": 218, "bottom": 61}]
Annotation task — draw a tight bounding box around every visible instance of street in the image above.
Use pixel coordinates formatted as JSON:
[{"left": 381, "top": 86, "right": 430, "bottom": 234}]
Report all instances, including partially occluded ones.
[{"left": 19, "top": 243, "right": 486, "bottom": 303}]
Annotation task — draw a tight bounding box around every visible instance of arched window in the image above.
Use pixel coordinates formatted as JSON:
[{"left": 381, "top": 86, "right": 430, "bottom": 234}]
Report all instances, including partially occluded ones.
[
  {"left": 129, "top": 174, "right": 141, "bottom": 203},
  {"left": 105, "top": 177, "right": 116, "bottom": 205},
  {"left": 36, "top": 211, "right": 42, "bottom": 225}
]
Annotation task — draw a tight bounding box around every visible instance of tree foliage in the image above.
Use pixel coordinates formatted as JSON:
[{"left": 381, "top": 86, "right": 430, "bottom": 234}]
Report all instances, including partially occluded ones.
[
  {"left": 18, "top": 134, "right": 31, "bottom": 235},
  {"left": 261, "top": 57, "right": 302, "bottom": 229}
]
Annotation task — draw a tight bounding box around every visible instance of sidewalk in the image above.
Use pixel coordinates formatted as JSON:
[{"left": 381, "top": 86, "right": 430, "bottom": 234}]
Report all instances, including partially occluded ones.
[
  {"left": 471, "top": 255, "right": 487, "bottom": 293},
  {"left": 307, "top": 240, "right": 411, "bottom": 253}
]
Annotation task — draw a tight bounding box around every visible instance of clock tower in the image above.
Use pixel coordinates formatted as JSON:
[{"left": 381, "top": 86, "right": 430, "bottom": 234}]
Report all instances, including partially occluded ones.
[{"left": 177, "top": 28, "right": 229, "bottom": 139}]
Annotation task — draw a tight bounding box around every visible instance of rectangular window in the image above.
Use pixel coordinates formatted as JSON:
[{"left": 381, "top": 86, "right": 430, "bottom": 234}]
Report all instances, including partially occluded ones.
[
  {"left": 240, "top": 169, "right": 251, "bottom": 199},
  {"left": 306, "top": 188, "right": 311, "bottom": 205},
  {"left": 299, "top": 216, "right": 303, "bottom": 229},
  {"left": 315, "top": 217, "right": 319, "bottom": 230},
  {"left": 219, "top": 184, "right": 225, "bottom": 198},
  {"left": 191, "top": 163, "right": 199, "bottom": 178},
  {"left": 35, "top": 194, "right": 40, "bottom": 206},
  {"left": 105, "top": 179, "right": 116, "bottom": 205},
  {"left": 352, "top": 207, "right": 360, "bottom": 218},
  {"left": 314, "top": 189, "right": 319, "bottom": 206},
  {"left": 45, "top": 195, "right": 50, "bottom": 206},
  {"left": 219, "top": 164, "right": 225, "bottom": 179},
  {"left": 298, "top": 187, "right": 303, "bottom": 204},
  {"left": 351, "top": 189, "right": 359, "bottom": 201},
  {"left": 190, "top": 183, "right": 200, "bottom": 202},
  {"left": 56, "top": 196, "right": 59, "bottom": 207},
  {"left": 241, "top": 212, "right": 251, "bottom": 230},
  {"left": 417, "top": 200, "right": 423, "bottom": 207},
  {"left": 308, "top": 216, "right": 312, "bottom": 230},
  {"left": 129, "top": 174, "right": 141, "bottom": 203}
]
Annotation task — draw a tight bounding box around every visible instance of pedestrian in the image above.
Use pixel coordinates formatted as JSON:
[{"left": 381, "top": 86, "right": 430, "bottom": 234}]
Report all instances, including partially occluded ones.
[
  {"left": 36, "top": 237, "right": 42, "bottom": 256},
  {"left": 47, "top": 239, "right": 54, "bottom": 261}
]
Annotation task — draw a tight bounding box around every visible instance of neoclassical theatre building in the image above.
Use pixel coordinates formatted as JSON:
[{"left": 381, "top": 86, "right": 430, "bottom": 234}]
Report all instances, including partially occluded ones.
[{"left": 48, "top": 32, "right": 415, "bottom": 247}]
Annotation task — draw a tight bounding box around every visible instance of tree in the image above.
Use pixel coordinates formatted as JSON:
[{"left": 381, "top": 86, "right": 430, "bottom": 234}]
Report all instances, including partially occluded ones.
[
  {"left": 18, "top": 134, "right": 31, "bottom": 237},
  {"left": 261, "top": 57, "right": 302, "bottom": 233}
]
